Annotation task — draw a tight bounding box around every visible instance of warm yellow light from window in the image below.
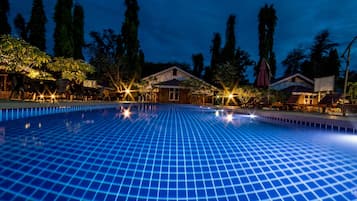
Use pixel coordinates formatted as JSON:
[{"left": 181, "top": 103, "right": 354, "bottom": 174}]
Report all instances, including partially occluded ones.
[
  {"left": 228, "top": 93, "right": 233, "bottom": 99},
  {"left": 125, "top": 89, "right": 130, "bottom": 94}
]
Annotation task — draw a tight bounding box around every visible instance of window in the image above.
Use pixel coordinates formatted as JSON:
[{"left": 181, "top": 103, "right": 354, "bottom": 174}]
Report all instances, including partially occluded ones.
[
  {"left": 173, "top": 69, "right": 177, "bottom": 76},
  {"left": 303, "top": 94, "right": 315, "bottom": 105},
  {"left": 169, "top": 88, "right": 179, "bottom": 101}
]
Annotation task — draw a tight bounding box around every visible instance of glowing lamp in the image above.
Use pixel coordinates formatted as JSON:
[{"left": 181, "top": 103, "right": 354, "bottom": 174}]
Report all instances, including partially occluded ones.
[
  {"left": 215, "top": 110, "right": 219, "bottom": 117},
  {"left": 123, "top": 109, "right": 131, "bottom": 119},
  {"left": 25, "top": 123, "right": 30, "bottom": 129},
  {"left": 226, "top": 114, "right": 233, "bottom": 122}
]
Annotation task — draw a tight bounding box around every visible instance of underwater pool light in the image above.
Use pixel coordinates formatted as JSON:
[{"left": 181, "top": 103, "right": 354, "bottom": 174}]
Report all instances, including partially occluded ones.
[
  {"left": 226, "top": 114, "right": 233, "bottom": 122},
  {"left": 249, "top": 114, "right": 256, "bottom": 119},
  {"left": 215, "top": 110, "right": 219, "bottom": 117},
  {"left": 123, "top": 109, "right": 131, "bottom": 119}
]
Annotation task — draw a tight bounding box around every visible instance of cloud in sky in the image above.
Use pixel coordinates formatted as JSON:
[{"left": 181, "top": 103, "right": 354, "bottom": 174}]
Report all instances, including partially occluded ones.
[{"left": 8, "top": 0, "right": 357, "bottom": 80}]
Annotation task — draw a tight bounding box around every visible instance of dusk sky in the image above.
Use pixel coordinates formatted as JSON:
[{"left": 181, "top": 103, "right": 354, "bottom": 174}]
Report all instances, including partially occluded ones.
[{"left": 9, "top": 0, "right": 357, "bottom": 81}]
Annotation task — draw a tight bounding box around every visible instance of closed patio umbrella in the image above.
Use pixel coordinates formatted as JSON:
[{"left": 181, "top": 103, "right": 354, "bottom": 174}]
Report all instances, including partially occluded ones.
[{"left": 256, "top": 58, "right": 271, "bottom": 88}]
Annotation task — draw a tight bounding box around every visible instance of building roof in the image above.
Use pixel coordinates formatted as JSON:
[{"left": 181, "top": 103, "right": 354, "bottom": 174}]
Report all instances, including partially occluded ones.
[
  {"left": 154, "top": 79, "right": 184, "bottom": 88},
  {"left": 270, "top": 73, "right": 313, "bottom": 88},
  {"left": 142, "top": 66, "right": 219, "bottom": 91}
]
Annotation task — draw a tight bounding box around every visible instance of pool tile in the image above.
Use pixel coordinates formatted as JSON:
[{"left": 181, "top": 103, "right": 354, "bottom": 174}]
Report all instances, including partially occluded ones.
[{"left": 0, "top": 104, "right": 356, "bottom": 200}]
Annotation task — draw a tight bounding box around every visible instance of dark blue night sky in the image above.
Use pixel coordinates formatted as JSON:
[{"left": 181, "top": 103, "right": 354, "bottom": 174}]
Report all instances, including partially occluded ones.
[{"left": 9, "top": 0, "right": 357, "bottom": 81}]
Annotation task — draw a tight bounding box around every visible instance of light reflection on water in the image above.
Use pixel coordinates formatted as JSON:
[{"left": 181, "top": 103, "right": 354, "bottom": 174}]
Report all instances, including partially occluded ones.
[
  {"left": 0, "top": 104, "right": 356, "bottom": 154},
  {"left": 309, "top": 131, "right": 357, "bottom": 153}
]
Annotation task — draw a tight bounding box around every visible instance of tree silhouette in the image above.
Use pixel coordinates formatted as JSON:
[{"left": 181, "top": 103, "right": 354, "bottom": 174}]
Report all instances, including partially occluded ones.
[
  {"left": 14, "top": 14, "right": 28, "bottom": 40},
  {"left": 204, "top": 32, "right": 222, "bottom": 84},
  {"left": 256, "top": 4, "right": 277, "bottom": 82},
  {"left": 192, "top": 53, "right": 204, "bottom": 78},
  {"left": 282, "top": 48, "right": 306, "bottom": 76},
  {"left": 0, "top": 0, "right": 11, "bottom": 35},
  {"left": 73, "top": 3, "right": 85, "bottom": 59},
  {"left": 121, "top": 0, "right": 143, "bottom": 80},
  {"left": 221, "top": 15, "right": 236, "bottom": 64},
  {"left": 54, "top": 0, "right": 74, "bottom": 57},
  {"left": 87, "top": 29, "right": 124, "bottom": 90},
  {"left": 309, "top": 30, "right": 338, "bottom": 78},
  {"left": 28, "top": 0, "right": 47, "bottom": 51},
  {"left": 325, "top": 48, "right": 340, "bottom": 78},
  {"left": 235, "top": 48, "right": 254, "bottom": 85}
]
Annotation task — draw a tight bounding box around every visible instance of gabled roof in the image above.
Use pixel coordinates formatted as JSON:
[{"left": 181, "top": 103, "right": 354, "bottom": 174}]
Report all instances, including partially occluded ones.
[
  {"left": 270, "top": 73, "right": 313, "bottom": 87},
  {"left": 141, "top": 66, "right": 219, "bottom": 90},
  {"left": 154, "top": 79, "right": 184, "bottom": 88}
]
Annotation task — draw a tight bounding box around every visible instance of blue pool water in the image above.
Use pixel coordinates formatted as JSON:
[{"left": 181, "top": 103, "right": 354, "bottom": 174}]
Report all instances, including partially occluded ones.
[{"left": 0, "top": 104, "right": 357, "bottom": 201}]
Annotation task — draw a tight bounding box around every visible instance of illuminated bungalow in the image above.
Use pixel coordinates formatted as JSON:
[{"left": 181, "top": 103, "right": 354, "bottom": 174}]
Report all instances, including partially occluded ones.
[
  {"left": 141, "top": 66, "right": 219, "bottom": 105},
  {"left": 270, "top": 73, "right": 317, "bottom": 110}
]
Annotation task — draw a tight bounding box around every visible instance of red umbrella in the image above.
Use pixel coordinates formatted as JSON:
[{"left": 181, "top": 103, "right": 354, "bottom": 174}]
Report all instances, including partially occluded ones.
[{"left": 256, "top": 58, "right": 271, "bottom": 88}]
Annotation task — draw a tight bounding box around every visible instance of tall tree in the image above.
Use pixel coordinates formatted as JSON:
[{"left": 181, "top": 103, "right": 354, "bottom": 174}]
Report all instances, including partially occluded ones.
[
  {"left": 204, "top": 32, "right": 222, "bottom": 84},
  {"left": 0, "top": 0, "right": 11, "bottom": 35},
  {"left": 72, "top": 3, "right": 85, "bottom": 59},
  {"left": 216, "top": 48, "right": 254, "bottom": 88},
  {"left": 324, "top": 48, "right": 340, "bottom": 78},
  {"left": 87, "top": 29, "right": 123, "bottom": 90},
  {"left": 234, "top": 48, "right": 254, "bottom": 85},
  {"left": 14, "top": 14, "right": 28, "bottom": 40},
  {"left": 256, "top": 4, "right": 277, "bottom": 82},
  {"left": 282, "top": 48, "right": 306, "bottom": 76},
  {"left": 310, "top": 30, "right": 338, "bottom": 78},
  {"left": 53, "top": 0, "right": 74, "bottom": 57},
  {"left": 121, "top": 0, "right": 142, "bottom": 80},
  {"left": 28, "top": 0, "right": 47, "bottom": 51},
  {"left": 216, "top": 63, "right": 237, "bottom": 88},
  {"left": 221, "top": 15, "right": 236, "bottom": 64},
  {"left": 192, "top": 53, "right": 204, "bottom": 78},
  {"left": 210, "top": 33, "right": 222, "bottom": 69}
]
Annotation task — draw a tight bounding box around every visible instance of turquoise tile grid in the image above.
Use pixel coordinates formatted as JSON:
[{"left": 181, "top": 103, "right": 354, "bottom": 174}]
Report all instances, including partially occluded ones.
[{"left": 0, "top": 104, "right": 356, "bottom": 200}]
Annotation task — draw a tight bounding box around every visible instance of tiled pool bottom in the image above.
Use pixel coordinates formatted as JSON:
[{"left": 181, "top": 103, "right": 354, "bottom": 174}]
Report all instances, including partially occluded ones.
[{"left": 0, "top": 104, "right": 357, "bottom": 201}]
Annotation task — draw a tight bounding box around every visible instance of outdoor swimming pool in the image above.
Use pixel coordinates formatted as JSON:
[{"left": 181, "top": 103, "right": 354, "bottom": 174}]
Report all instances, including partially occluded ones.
[{"left": 0, "top": 104, "right": 356, "bottom": 200}]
